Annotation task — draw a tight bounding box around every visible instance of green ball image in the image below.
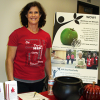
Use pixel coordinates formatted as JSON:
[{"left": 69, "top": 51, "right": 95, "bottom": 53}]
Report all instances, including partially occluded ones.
[{"left": 60, "top": 28, "right": 78, "bottom": 45}]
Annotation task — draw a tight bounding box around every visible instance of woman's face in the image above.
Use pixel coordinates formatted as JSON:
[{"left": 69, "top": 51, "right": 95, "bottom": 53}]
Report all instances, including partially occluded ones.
[
  {"left": 78, "top": 53, "right": 82, "bottom": 58},
  {"left": 26, "top": 6, "right": 41, "bottom": 26},
  {"left": 88, "top": 55, "right": 91, "bottom": 58},
  {"left": 93, "top": 53, "right": 96, "bottom": 57}
]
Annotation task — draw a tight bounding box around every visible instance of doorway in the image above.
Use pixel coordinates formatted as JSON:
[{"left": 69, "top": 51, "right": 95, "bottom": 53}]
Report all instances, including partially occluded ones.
[{"left": 77, "top": 1, "right": 99, "bottom": 15}]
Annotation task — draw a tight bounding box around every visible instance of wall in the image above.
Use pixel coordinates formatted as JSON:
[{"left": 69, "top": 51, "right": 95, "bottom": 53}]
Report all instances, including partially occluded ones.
[
  {"left": 0, "top": 0, "right": 77, "bottom": 82},
  {"left": 0, "top": 0, "right": 100, "bottom": 82}
]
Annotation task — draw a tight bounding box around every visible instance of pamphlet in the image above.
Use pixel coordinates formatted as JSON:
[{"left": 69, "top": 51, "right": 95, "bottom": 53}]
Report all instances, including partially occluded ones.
[
  {"left": 5, "top": 81, "right": 17, "bottom": 100},
  {"left": 18, "top": 92, "right": 49, "bottom": 100},
  {"left": 0, "top": 82, "right": 4, "bottom": 100}
]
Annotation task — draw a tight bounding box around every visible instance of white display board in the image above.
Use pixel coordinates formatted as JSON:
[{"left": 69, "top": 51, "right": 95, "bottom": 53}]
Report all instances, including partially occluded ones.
[{"left": 52, "top": 12, "right": 99, "bottom": 83}]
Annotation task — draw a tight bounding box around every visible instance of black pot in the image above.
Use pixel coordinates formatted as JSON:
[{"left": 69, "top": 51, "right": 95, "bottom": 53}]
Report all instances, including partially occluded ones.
[{"left": 52, "top": 76, "right": 83, "bottom": 100}]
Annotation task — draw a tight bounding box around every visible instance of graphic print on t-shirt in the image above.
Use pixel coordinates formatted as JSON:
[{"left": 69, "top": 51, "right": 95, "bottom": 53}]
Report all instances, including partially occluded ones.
[{"left": 25, "top": 39, "right": 46, "bottom": 67}]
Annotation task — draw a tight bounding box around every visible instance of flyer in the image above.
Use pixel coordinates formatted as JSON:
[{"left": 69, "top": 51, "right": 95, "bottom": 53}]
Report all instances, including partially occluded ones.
[
  {"left": 0, "top": 82, "right": 4, "bottom": 100},
  {"left": 52, "top": 12, "right": 99, "bottom": 83},
  {"left": 5, "top": 81, "right": 17, "bottom": 100}
]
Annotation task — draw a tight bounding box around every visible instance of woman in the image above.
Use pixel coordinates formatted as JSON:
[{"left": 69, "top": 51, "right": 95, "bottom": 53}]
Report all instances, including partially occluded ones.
[
  {"left": 86, "top": 53, "right": 92, "bottom": 69},
  {"left": 71, "top": 53, "right": 74, "bottom": 64},
  {"left": 91, "top": 52, "right": 98, "bottom": 69},
  {"left": 66, "top": 54, "right": 70, "bottom": 64},
  {"left": 76, "top": 51, "right": 86, "bottom": 69},
  {"left": 6, "top": 1, "right": 52, "bottom": 93}
]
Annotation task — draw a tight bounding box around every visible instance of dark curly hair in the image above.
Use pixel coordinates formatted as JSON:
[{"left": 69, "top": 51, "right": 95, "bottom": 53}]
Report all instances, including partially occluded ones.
[{"left": 20, "top": 1, "right": 46, "bottom": 28}]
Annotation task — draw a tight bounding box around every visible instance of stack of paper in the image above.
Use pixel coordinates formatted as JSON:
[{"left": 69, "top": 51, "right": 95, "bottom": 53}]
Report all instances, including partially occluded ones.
[{"left": 18, "top": 92, "right": 49, "bottom": 100}]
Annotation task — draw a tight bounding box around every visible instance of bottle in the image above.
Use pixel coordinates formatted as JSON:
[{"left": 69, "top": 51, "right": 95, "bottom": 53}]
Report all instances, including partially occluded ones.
[{"left": 48, "top": 75, "right": 54, "bottom": 95}]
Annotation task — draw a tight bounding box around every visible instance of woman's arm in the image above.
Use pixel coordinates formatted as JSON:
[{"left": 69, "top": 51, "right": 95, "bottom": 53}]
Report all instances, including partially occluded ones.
[
  {"left": 6, "top": 46, "right": 17, "bottom": 80},
  {"left": 45, "top": 48, "right": 51, "bottom": 79}
]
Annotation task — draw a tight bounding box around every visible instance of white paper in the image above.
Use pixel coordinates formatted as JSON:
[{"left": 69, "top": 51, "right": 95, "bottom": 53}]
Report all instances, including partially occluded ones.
[
  {"left": 18, "top": 92, "right": 49, "bottom": 100},
  {"left": 0, "top": 82, "right": 4, "bottom": 100},
  {"left": 52, "top": 12, "right": 99, "bottom": 51},
  {"left": 5, "top": 81, "right": 17, "bottom": 100},
  {"left": 52, "top": 67, "right": 98, "bottom": 83}
]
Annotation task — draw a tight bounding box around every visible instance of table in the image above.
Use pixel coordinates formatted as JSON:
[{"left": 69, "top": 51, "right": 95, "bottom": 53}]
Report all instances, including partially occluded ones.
[
  {"left": 18, "top": 91, "right": 85, "bottom": 100},
  {"left": 40, "top": 91, "right": 85, "bottom": 100}
]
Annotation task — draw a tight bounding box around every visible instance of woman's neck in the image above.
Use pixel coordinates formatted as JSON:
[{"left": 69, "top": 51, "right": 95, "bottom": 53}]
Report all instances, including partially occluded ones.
[{"left": 27, "top": 24, "right": 39, "bottom": 34}]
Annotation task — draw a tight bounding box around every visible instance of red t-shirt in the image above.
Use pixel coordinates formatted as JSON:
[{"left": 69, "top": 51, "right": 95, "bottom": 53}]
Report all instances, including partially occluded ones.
[
  {"left": 86, "top": 58, "right": 92, "bottom": 67},
  {"left": 91, "top": 56, "right": 98, "bottom": 66},
  {"left": 8, "top": 26, "right": 52, "bottom": 80},
  {"left": 71, "top": 55, "right": 74, "bottom": 59},
  {"left": 67, "top": 56, "right": 70, "bottom": 59}
]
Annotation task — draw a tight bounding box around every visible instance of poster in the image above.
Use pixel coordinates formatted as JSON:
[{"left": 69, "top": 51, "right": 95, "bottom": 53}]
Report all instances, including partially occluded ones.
[{"left": 52, "top": 12, "right": 99, "bottom": 83}]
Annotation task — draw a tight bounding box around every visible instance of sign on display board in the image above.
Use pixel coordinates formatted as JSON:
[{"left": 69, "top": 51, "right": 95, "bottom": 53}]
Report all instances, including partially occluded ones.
[{"left": 51, "top": 12, "right": 99, "bottom": 83}]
